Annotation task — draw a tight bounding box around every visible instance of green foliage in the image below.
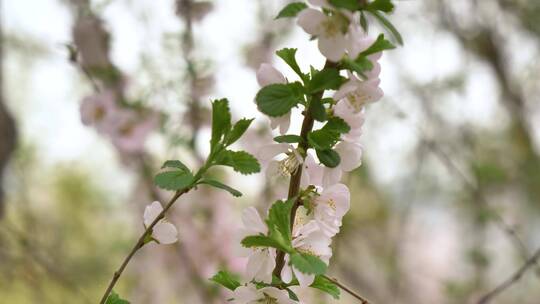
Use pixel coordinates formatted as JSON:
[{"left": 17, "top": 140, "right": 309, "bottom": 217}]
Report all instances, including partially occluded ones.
[
  {"left": 274, "top": 134, "right": 303, "bottom": 144},
  {"left": 241, "top": 235, "right": 292, "bottom": 253},
  {"left": 367, "top": 0, "right": 394, "bottom": 13},
  {"left": 325, "top": 117, "right": 351, "bottom": 134},
  {"left": 161, "top": 160, "right": 190, "bottom": 172},
  {"left": 210, "top": 271, "right": 241, "bottom": 291},
  {"left": 367, "top": 10, "right": 403, "bottom": 45},
  {"left": 154, "top": 169, "right": 194, "bottom": 191},
  {"left": 310, "top": 276, "right": 340, "bottom": 299},
  {"left": 329, "top": 0, "right": 360, "bottom": 10},
  {"left": 341, "top": 56, "right": 373, "bottom": 76},
  {"left": 316, "top": 149, "right": 341, "bottom": 168},
  {"left": 275, "top": 2, "right": 308, "bottom": 19},
  {"left": 360, "top": 34, "right": 396, "bottom": 57},
  {"left": 211, "top": 99, "right": 232, "bottom": 147},
  {"left": 215, "top": 150, "right": 261, "bottom": 175},
  {"left": 307, "top": 68, "right": 343, "bottom": 93},
  {"left": 309, "top": 96, "right": 328, "bottom": 122},
  {"left": 105, "top": 291, "right": 130, "bottom": 304},
  {"left": 287, "top": 288, "right": 300, "bottom": 301},
  {"left": 360, "top": 11, "right": 369, "bottom": 32},
  {"left": 276, "top": 48, "right": 307, "bottom": 82},
  {"left": 290, "top": 252, "right": 327, "bottom": 275},
  {"left": 226, "top": 118, "right": 254, "bottom": 145},
  {"left": 256, "top": 83, "right": 303, "bottom": 117},
  {"left": 198, "top": 179, "right": 242, "bottom": 197},
  {"left": 308, "top": 117, "right": 350, "bottom": 150}
]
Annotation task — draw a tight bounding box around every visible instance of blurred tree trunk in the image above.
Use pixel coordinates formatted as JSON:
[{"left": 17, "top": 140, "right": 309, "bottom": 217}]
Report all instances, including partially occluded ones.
[{"left": 0, "top": 5, "right": 18, "bottom": 218}]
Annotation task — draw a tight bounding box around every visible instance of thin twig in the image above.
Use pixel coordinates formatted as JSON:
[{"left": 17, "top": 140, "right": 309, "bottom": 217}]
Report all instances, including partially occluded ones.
[
  {"left": 476, "top": 247, "right": 540, "bottom": 304},
  {"left": 323, "top": 275, "right": 371, "bottom": 304},
  {"left": 98, "top": 189, "right": 189, "bottom": 304}
]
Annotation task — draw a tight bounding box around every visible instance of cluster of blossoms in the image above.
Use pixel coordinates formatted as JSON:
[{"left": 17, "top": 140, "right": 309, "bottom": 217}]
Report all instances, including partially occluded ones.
[{"left": 217, "top": 0, "right": 401, "bottom": 302}]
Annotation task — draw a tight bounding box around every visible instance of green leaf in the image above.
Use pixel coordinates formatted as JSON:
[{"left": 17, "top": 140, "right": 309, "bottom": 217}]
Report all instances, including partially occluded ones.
[
  {"left": 211, "top": 99, "right": 232, "bottom": 147},
  {"left": 367, "top": 10, "right": 403, "bottom": 45},
  {"left": 275, "top": 2, "right": 308, "bottom": 19},
  {"left": 360, "top": 34, "right": 396, "bottom": 57},
  {"left": 324, "top": 117, "right": 350, "bottom": 134},
  {"left": 215, "top": 150, "right": 261, "bottom": 175},
  {"left": 266, "top": 199, "right": 294, "bottom": 246},
  {"left": 276, "top": 48, "right": 306, "bottom": 82},
  {"left": 274, "top": 134, "right": 303, "bottom": 143},
  {"left": 360, "top": 11, "right": 368, "bottom": 32},
  {"left": 316, "top": 149, "right": 341, "bottom": 168},
  {"left": 290, "top": 252, "right": 327, "bottom": 275},
  {"left": 226, "top": 118, "right": 254, "bottom": 145},
  {"left": 105, "top": 291, "right": 130, "bottom": 304},
  {"left": 367, "top": 0, "right": 394, "bottom": 13},
  {"left": 308, "top": 68, "right": 343, "bottom": 93},
  {"left": 241, "top": 235, "right": 293, "bottom": 253},
  {"left": 154, "top": 170, "right": 194, "bottom": 190},
  {"left": 329, "top": 0, "right": 360, "bottom": 10},
  {"left": 310, "top": 97, "right": 328, "bottom": 122},
  {"left": 198, "top": 179, "right": 242, "bottom": 197},
  {"left": 161, "top": 160, "right": 190, "bottom": 172},
  {"left": 210, "top": 271, "right": 241, "bottom": 291},
  {"left": 287, "top": 288, "right": 300, "bottom": 301},
  {"left": 308, "top": 129, "right": 340, "bottom": 150},
  {"left": 256, "top": 83, "right": 302, "bottom": 117},
  {"left": 310, "top": 275, "right": 340, "bottom": 299},
  {"left": 341, "top": 56, "right": 373, "bottom": 76}
]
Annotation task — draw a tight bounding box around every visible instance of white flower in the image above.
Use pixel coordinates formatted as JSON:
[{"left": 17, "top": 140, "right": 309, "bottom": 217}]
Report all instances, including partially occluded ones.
[
  {"left": 257, "top": 143, "right": 304, "bottom": 179},
  {"left": 333, "top": 99, "right": 365, "bottom": 142},
  {"left": 232, "top": 283, "right": 296, "bottom": 304},
  {"left": 297, "top": 8, "right": 350, "bottom": 61},
  {"left": 143, "top": 201, "right": 178, "bottom": 244},
  {"left": 334, "top": 72, "right": 383, "bottom": 112},
  {"left": 281, "top": 221, "right": 332, "bottom": 287},
  {"left": 313, "top": 183, "right": 351, "bottom": 237},
  {"left": 345, "top": 23, "right": 373, "bottom": 59},
  {"left": 239, "top": 207, "right": 276, "bottom": 284},
  {"left": 256, "top": 63, "right": 291, "bottom": 135},
  {"left": 322, "top": 141, "right": 363, "bottom": 186}
]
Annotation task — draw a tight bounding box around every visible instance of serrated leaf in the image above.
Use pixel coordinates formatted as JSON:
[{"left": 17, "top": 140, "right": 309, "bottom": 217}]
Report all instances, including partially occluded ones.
[
  {"left": 368, "top": 10, "right": 403, "bottom": 45},
  {"left": 256, "top": 83, "right": 302, "bottom": 117},
  {"left": 324, "top": 117, "right": 350, "bottom": 134},
  {"left": 275, "top": 2, "right": 308, "bottom": 19},
  {"left": 360, "top": 34, "right": 396, "bottom": 57},
  {"left": 105, "top": 291, "right": 130, "bottom": 304},
  {"left": 316, "top": 149, "right": 341, "bottom": 168},
  {"left": 154, "top": 170, "right": 194, "bottom": 190},
  {"left": 290, "top": 252, "right": 327, "bottom": 275},
  {"left": 341, "top": 56, "right": 373, "bottom": 76},
  {"left": 276, "top": 48, "right": 306, "bottom": 81},
  {"left": 241, "top": 235, "right": 292, "bottom": 253},
  {"left": 367, "top": 0, "right": 394, "bottom": 13},
  {"left": 211, "top": 99, "right": 232, "bottom": 147},
  {"left": 274, "top": 134, "right": 303, "bottom": 143},
  {"left": 267, "top": 199, "right": 294, "bottom": 246},
  {"left": 210, "top": 271, "right": 241, "bottom": 291},
  {"left": 308, "top": 129, "right": 340, "bottom": 150},
  {"left": 329, "top": 0, "right": 360, "bottom": 10},
  {"left": 310, "top": 96, "right": 328, "bottom": 122},
  {"left": 215, "top": 150, "right": 261, "bottom": 175},
  {"left": 310, "top": 275, "right": 340, "bottom": 299},
  {"left": 226, "top": 118, "right": 254, "bottom": 145},
  {"left": 161, "top": 160, "right": 190, "bottom": 172},
  {"left": 308, "top": 68, "right": 343, "bottom": 93},
  {"left": 198, "top": 179, "right": 242, "bottom": 197}
]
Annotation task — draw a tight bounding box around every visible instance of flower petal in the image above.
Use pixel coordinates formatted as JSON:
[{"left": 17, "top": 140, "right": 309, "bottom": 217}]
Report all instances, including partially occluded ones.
[
  {"left": 143, "top": 201, "right": 163, "bottom": 227},
  {"left": 318, "top": 34, "right": 347, "bottom": 61},
  {"left": 241, "top": 207, "right": 267, "bottom": 234},
  {"left": 297, "top": 9, "right": 325, "bottom": 36},
  {"left": 153, "top": 221, "right": 178, "bottom": 244},
  {"left": 336, "top": 141, "right": 363, "bottom": 171},
  {"left": 256, "top": 63, "right": 286, "bottom": 87}
]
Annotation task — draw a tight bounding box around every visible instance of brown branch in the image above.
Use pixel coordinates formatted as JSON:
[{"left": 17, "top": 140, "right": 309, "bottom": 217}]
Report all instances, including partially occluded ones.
[
  {"left": 476, "top": 247, "right": 540, "bottom": 304},
  {"left": 98, "top": 188, "right": 189, "bottom": 304},
  {"left": 323, "top": 275, "right": 371, "bottom": 304}
]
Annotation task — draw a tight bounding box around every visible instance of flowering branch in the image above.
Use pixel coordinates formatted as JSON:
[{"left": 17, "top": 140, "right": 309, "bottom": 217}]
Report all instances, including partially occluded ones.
[{"left": 323, "top": 275, "right": 370, "bottom": 304}]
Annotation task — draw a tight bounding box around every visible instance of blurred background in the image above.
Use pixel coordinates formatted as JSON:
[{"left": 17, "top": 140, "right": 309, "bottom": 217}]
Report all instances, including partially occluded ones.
[{"left": 1, "top": 0, "right": 540, "bottom": 303}]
